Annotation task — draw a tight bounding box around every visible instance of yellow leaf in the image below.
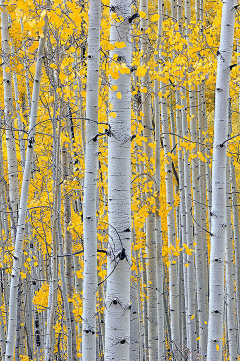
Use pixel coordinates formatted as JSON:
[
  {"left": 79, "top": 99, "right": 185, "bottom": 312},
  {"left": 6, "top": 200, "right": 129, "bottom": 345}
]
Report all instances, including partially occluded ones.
[
  {"left": 69, "top": 46, "right": 76, "bottom": 53},
  {"left": 112, "top": 85, "right": 118, "bottom": 91},
  {"left": 117, "top": 92, "right": 122, "bottom": 99},
  {"left": 115, "top": 41, "right": 126, "bottom": 49},
  {"left": 196, "top": 336, "right": 201, "bottom": 341},
  {"left": 216, "top": 344, "right": 219, "bottom": 351},
  {"left": 109, "top": 112, "right": 117, "bottom": 118},
  {"left": 191, "top": 314, "right": 195, "bottom": 320},
  {"left": 184, "top": 263, "right": 189, "bottom": 267},
  {"left": 111, "top": 71, "right": 119, "bottom": 79},
  {"left": 136, "top": 65, "right": 147, "bottom": 77},
  {"left": 139, "top": 11, "right": 146, "bottom": 18},
  {"left": 40, "top": 9, "right": 47, "bottom": 17},
  {"left": 151, "top": 14, "right": 160, "bottom": 22},
  {"left": 50, "top": 63, "right": 58, "bottom": 69},
  {"left": 204, "top": 321, "right": 207, "bottom": 324},
  {"left": 34, "top": 261, "right": 38, "bottom": 266},
  {"left": 176, "top": 104, "right": 182, "bottom": 110},
  {"left": 148, "top": 142, "right": 155, "bottom": 148},
  {"left": 5, "top": 67, "right": 10, "bottom": 73}
]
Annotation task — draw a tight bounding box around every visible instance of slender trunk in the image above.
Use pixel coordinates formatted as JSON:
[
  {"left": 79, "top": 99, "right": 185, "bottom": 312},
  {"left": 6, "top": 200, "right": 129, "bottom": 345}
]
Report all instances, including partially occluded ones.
[
  {"left": 225, "top": 160, "right": 238, "bottom": 361},
  {"left": 82, "top": 0, "right": 101, "bottom": 358},
  {"left": 189, "top": 87, "right": 208, "bottom": 358},
  {"left": 58, "top": 178, "right": 72, "bottom": 361},
  {"left": 105, "top": 1, "right": 132, "bottom": 359},
  {"left": 62, "top": 144, "right": 78, "bottom": 361},
  {"left": 207, "top": 0, "right": 236, "bottom": 359},
  {"left": 5, "top": 9, "right": 49, "bottom": 361},
  {"left": 140, "top": 0, "right": 158, "bottom": 358},
  {"left": 44, "top": 120, "right": 60, "bottom": 361},
  {"left": 161, "top": 87, "right": 179, "bottom": 355},
  {"left": 0, "top": 1, "right": 19, "bottom": 242}
]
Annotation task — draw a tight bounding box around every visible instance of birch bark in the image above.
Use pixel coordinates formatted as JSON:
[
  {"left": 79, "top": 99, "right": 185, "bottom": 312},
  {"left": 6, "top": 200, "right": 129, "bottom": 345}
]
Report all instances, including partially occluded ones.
[
  {"left": 207, "top": 0, "right": 236, "bottom": 359},
  {"left": 155, "top": 1, "right": 165, "bottom": 358},
  {"left": 140, "top": 0, "right": 158, "bottom": 358},
  {"left": 104, "top": 1, "right": 132, "bottom": 359},
  {"left": 5, "top": 8, "right": 49, "bottom": 361},
  {"left": 0, "top": 1, "right": 19, "bottom": 242},
  {"left": 82, "top": 0, "right": 101, "bottom": 358},
  {"left": 225, "top": 161, "right": 238, "bottom": 361},
  {"left": 161, "top": 87, "right": 180, "bottom": 353}
]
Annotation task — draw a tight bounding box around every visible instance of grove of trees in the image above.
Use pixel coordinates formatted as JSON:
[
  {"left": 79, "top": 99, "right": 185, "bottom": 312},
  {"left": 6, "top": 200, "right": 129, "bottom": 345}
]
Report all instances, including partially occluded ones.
[{"left": 0, "top": 0, "right": 240, "bottom": 360}]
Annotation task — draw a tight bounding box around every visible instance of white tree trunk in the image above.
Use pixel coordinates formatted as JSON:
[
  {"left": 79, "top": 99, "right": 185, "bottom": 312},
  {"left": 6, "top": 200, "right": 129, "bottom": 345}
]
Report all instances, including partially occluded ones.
[
  {"left": 161, "top": 87, "right": 180, "bottom": 352},
  {"left": 189, "top": 87, "right": 208, "bottom": 358},
  {"left": 229, "top": 149, "right": 240, "bottom": 353},
  {"left": 57, "top": 182, "right": 72, "bottom": 361},
  {"left": 5, "top": 9, "right": 49, "bottom": 361},
  {"left": 225, "top": 160, "right": 238, "bottom": 361},
  {"left": 82, "top": 0, "right": 101, "bottom": 359},
  {"left": 0, "top": 1, "right": 19, "bottom": 242},
  {"left": 181, "top": 91, "right": 197, "bottom": 359},
  {"left": 139, "top": 1, "right": 158, "bottom": 358},
  {"left": 207, "top": 0, "right": 236, "bottom": 358},
  {"left": 105, "top": 1, "right": 132, "bottom": 359},
  {"left": 62, "top": 144, "right": 78, "bottom": 361}
]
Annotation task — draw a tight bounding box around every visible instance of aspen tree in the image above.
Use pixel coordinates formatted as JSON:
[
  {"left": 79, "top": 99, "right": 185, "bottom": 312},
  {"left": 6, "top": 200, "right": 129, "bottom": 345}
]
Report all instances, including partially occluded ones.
[
  {"left": 139, "top": 1, "right": 158, "bottom": 358},
  {"left": 225, "top": 161, "right": 238, "bottom": 361},
  {"left": 82, "top": 0, "right": 101, "bottom": 358},
  {"left": 10, "top": 44, "right": 25, "bottom": 169},
  {"left": 104, "top": 0, "right": 132, "bottom": 359},
  {"left": 5, "top": 7, "right": 49, "bottom": 361},
  {"left": 176, "top": 1, "right": 197, "bottom": 356},
  {"left": 0, "top": 1, "right": 19, "bottom": 242},
  {"left": 154, "top": 0, "right": 165, "bottom": 358},
  {"left": 207, "top": 0, "right": 237, "bottom": 358},
  {"left": 161, "top": 87, "right": 180, "bottom": 354},
  {"left": 198, "top": 84, "right": 209, "bottom": 300},
  {"left": 62, "top": 143, "right": 78, "bottom": 361},
  {"left": 230, "top": 151, "right": 240, "bottom": 352},
  {"left": 189, "top": 87, "right": 208, "bottom": 357},
  {"left": 57, "top": 181, "right": 73, "bottom": 361},
  {"left": 130, "top": 251, "right": 139, "bottom": 361},
  {"left": 44, "top": 118, "right": 59, "bottom": 361}
]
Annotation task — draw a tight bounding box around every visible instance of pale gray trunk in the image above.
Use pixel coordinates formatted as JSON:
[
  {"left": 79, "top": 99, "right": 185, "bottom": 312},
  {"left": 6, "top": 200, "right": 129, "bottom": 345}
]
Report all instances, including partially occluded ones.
[
  {"left": 5, "top": 9, "right": 48, "bottom": 361},
  {"left": 207, "top": 0, "right": 236, "bottom": 358},
  {"left": 105, "top": 1, "right": 132, "bottom": 359},
  {"left": 140, "top": 0, "right": 158, "bottom": 358},
  {"left": 130, "top": 251, "right": 139, "bottom": 361},
  {"left": 57, "top": 180, "right": 72, "bottom": 361},
  {"left": 155, "top": 1, "right": 165, "bottom": 358},
  {"left": 0, "top": 1, "right": 19, "bottom": 242},
  {"left": 44, "top": 120, "right": 60, "bottom": 361},
  {"left": 189, "top": 87, "right": 208, "bottom": 358},
  {"left": 225, "top": 161, "right": 238, "bottom": 361},
  {"left": 161, "top": 87, "right": 180, "bottom": 353},
  {"left": 229, "top": 149, "right": 240, "bottom": 353},
  {"left": 62, "top": 144, "right": 78, "bottom": 361},
  {"left": 11, "top": 44, "right": 25, "bottom": 168},
  {"left": 82, "top": 0, "right": 101, "bottom": 358}
]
